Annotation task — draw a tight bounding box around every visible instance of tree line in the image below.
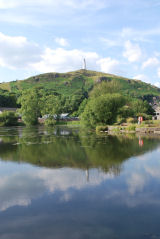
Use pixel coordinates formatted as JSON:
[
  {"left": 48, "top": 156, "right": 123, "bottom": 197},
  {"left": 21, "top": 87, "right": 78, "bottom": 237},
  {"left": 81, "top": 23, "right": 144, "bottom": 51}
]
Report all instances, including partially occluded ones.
[{"left": 0, "top": 81, "right": 155, "bottom": 127}]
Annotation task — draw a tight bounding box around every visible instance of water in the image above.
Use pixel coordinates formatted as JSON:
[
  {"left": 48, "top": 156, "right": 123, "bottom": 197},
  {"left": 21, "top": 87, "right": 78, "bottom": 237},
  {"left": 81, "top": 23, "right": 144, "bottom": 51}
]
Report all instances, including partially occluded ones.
[{"left": 0, "top": 126, "right": 160, "bottom": 239}]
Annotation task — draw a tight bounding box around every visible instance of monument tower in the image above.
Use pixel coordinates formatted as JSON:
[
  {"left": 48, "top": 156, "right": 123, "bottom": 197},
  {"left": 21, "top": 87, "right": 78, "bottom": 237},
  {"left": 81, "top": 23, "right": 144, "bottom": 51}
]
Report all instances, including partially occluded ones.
[{"left": 83, "top": 58, "right": 87, "bottom": 70}]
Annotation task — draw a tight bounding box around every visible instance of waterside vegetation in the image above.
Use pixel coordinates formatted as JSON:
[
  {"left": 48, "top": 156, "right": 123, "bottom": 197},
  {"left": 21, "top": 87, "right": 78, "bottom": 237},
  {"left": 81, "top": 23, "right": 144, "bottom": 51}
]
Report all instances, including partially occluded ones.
[{"left": 0, "top": 70, "right": 159, "bottom": 129}]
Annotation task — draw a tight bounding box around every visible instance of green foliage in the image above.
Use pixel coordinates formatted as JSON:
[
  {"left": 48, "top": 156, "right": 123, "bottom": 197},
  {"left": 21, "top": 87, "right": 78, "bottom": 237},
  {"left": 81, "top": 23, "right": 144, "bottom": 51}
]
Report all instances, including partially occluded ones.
[
  {"left": 66, "top": 120, "right": 80, "bottom": 126},
  {"left": 126, "top": 117, "right": 136, "bottom": 124},
  {"left": 1, "top": 126, "right": 159, "bottom": 172},
  {"left": 44, "top": 118, "right": 56, "bottom": 126},
  {"left": 0, "top": 70, "right": 157, "bottom": 128},
  {"left": 116, "top": 116, "right": 126, "bottom": 125},
  {"left": 0, "top": 70, "right": 159, "bottom": 111},
  {"left": 90, "top": 81, "right": 120, "bottom": 98},
  {"left": 0, "top": 111, "right": 18, "bottom": 126},
  {"left": 137, "top": 113, "right": 152, "bottom": 120},
  {"left": 41, "top": 95, "right": 63, "bottom": 120},
  {"left": 125, "top": 124, "right": 136, "bottom": 131},
  {"left": 130, "top": 99, "right": 154, "bottom": 116},
  {"left": 117, "top": 98, "right": 153, "bottom": 122},
  {"left": 110, "top": 126, "right": 121, "bottom": 132},
  {"left": 18, "top": 88, "right": 41, "bottom": 126},
  {"left": 77, "top": 98, "right": 88, "bottom": 116},
  {"left": 96, "top": 125, "right": 108, "bottom": 132},
  {"left": 81, "top": 93, "right": 126, "bottom": 127},
  {"left": 118, "top": 105, "right": 133, "bottom": 119},
  {"left": 0, "top": 89, "right": 18, "bottom": 107}
]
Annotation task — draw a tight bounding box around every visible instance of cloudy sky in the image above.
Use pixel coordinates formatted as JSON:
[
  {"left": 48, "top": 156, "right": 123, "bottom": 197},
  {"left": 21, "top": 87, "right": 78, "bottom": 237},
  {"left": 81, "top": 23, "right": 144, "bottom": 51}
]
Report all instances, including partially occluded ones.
[{"left": 0, "top": 0, "right": 160, "bottom": 86}]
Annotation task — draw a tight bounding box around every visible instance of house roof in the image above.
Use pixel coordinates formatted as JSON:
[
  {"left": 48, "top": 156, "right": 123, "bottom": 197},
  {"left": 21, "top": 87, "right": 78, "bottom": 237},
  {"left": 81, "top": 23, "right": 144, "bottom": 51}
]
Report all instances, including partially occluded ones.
[
  {"left": 60, "top": 113, "right": 69, "bottom": 117},
  {"left": 153, "top": 106, "right": 160, "bottom": 112},
  {"left": 0, "top": 107, "right": 17, "bottom": 112}
]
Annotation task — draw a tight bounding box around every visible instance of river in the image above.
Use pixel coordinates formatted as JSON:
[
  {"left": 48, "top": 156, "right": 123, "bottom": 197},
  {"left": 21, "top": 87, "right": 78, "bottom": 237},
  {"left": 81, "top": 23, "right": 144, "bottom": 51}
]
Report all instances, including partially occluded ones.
[{"left": 0, "top": 126, "right": 160, "bottom": 239}]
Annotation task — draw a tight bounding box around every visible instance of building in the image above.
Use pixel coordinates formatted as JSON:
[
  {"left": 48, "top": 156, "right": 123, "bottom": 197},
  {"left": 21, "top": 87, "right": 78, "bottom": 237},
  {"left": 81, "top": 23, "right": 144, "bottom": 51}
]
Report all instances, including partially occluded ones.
[
  {"left": 152, "top": 106, "right": 160, "bottom": 120},
  {"left": 0, "top": 108, "right": 17, "bottom": 114}
]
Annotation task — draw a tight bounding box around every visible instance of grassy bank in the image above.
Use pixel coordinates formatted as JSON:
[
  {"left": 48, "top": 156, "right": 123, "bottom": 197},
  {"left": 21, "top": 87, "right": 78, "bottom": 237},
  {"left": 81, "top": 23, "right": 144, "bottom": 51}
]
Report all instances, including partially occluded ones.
[
  {"left": 96, "top": 120, "right": 160, "bottom": 134},
  {"left": 55, "top": 120, "right": 81, "bottom": 126}
]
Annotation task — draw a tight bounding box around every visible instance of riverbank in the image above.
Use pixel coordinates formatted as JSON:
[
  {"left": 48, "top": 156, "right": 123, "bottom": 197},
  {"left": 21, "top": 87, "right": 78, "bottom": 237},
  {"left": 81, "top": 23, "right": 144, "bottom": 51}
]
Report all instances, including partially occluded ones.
[{"left": 96, "top": 121, "right": 160, "bottom": 134}]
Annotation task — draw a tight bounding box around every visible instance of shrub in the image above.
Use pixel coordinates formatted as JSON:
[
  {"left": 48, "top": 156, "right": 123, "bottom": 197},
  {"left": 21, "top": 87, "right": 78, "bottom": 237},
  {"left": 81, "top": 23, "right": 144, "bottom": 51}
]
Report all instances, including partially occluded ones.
[
  {"left": 126, "top": 124, "right": 136, "bottom": 131},
  {"left": 0, "top": 111, "right": 18, "bottom": 126},
  {"left": 126, "top": 117, "right": 136, "bottom": 124},
  {"left": 116, "top": 116, "right": 125, "bottom": 124},
  {"left": 111, "top": 126, "right": 121, "bottom": 132},
  {"left": 136, "top": 113, "right": 152, "bottom": 120},
  {"left": 44, "top": 118, "right": 56, "bottom": 126},
  {"left": 96, "top": 125, "right": 108, "bottom": 132},
  {"left": 81, "top": 93, "right": 126, "bottom": 128}
]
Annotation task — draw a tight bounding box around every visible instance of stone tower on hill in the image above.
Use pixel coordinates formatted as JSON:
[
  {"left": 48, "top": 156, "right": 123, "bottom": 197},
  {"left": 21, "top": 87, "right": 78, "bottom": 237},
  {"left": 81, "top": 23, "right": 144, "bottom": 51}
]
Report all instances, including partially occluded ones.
[{"left": 83, "top": 58, "right": 86, "bottom": 70}]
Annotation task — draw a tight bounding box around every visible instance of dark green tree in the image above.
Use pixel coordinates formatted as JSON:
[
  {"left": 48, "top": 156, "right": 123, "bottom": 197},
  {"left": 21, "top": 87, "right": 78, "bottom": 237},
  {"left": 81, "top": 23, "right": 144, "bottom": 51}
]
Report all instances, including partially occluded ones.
[
  {"left": 81, "top": 93, "right": 126, "bottom": 127},
  {"left": 18, "top": 88, "right": 40, "bottom": 125}
]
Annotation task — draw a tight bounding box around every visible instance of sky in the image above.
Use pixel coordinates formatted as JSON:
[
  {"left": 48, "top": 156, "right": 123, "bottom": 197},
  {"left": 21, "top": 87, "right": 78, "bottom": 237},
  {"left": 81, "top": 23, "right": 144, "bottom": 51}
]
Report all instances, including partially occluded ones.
[{"left": 0, "top": 0, "right": 160, "bottom": 86}]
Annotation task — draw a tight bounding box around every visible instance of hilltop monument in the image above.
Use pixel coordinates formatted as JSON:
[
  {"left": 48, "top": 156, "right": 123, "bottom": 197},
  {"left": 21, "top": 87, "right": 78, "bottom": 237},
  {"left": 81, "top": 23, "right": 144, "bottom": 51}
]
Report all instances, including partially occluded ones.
[{"left": 83, "top": 58, "right": 87, "bottom": 70}]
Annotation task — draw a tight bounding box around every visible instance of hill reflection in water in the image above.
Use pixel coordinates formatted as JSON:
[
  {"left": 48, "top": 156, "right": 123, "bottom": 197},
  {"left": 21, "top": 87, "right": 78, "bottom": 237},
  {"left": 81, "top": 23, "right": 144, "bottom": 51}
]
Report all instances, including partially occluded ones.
[
  {"left": 0, "top": 126, "right": 159, "bottom": 176},
  {"left": 0, "top": 127, "right": 160, "bottom": 239}
]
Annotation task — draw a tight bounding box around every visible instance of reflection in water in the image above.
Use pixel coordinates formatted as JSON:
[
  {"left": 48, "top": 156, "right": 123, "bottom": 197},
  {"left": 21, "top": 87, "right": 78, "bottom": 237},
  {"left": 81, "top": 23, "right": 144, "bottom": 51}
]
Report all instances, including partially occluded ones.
[
  {"left": 0, "top": 127, "right": 160, "bottom": 239},
  {"left": 0, "top": 126, "right": 159, "bottom": 174}
]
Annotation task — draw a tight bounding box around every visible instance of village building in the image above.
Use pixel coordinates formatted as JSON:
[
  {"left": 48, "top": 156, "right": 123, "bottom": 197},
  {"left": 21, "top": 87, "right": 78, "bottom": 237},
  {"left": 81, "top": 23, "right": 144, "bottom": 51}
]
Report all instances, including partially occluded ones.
[
  {"left": 152, "top": 106, "right": 160, "bottom": 120},
  {"left": 0, "top": 108, "right": 17, "bottom": 114}
]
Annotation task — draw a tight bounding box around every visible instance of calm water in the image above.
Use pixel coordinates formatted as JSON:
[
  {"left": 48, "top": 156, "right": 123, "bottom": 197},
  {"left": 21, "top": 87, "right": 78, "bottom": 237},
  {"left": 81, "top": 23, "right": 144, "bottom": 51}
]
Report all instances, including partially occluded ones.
[{"left": 0, "top": 126, "right": 160, "bottom": 239}]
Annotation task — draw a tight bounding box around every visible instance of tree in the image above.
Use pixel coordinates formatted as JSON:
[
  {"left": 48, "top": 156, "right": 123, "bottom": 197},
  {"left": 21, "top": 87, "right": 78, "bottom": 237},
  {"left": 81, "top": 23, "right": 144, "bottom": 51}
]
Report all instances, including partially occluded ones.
[
  {"left": 0, "top": 111, "right": 18, "bottom": 126},
  {"left": 90, "top": 81, "right": 120, "bottom": 98},
  {"left": 77, "top": 98, "right": 88, "bottom": 116},
  {"left": 81, "top": 93, "right": 126, "bottom": 127},
  {"left": 18, "top": 89, "right": 40, "bottom": 125},
  {"left": 130, "top": 99, "right": 154, "bottom": 116},
  {"left": 41, "top": 95, "right": 64, "bottom": 120}
]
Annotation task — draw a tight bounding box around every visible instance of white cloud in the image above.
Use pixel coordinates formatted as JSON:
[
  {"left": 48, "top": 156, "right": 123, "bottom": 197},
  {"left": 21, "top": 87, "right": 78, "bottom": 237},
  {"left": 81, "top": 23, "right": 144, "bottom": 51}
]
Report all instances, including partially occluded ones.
[
  {"left": 0, "top": 32, "right": 43, "bottom": 69},
  {"left": 157, "top": 67, "right": 160, "bottom": 78},
  {"left": 121, "top": 27, "right": 160, "bottom": 41},
  {"left": 0, "top": 0, "right": 108, "bottom": 10},
  {"left": 96, "top": 57, "right": 119, "bottom": 73},
  {"left": 0, "top": 165, "right": 112, "bottom": 211},
  {"left": 142, "top": 57, "right": 159, "bottom": 69},
  {"left": 55, "top": 37, "right": 69, "bottom": 47},
  {"left": 155, "top": 82, "right": 160, "bottom": 87},
  {"left": 100, "top": 37, "right": 120, "bottom": 47},
  {"left": 0, "top": 0, "right": 17, "bottom": 8},
  {"left": 32, "top": 48, "right": 120, "bottom": 74},
  {"left": 0, "top": 30, "right": 130, "bottom": 79},
  {"left": 0, "top": 32, "right": 121, "bottom": 74},
  {"left": 32, "top": 47, "right": 99, "bottom": 73},
  {"left": 133, "top": 74, "right": 150, "bottom": 83},
  {"left": 123, "top": 40, "right": 142, "bottom": 62},
  {"left": 127, "top": 173, "right": 147, "bottom": 195}
]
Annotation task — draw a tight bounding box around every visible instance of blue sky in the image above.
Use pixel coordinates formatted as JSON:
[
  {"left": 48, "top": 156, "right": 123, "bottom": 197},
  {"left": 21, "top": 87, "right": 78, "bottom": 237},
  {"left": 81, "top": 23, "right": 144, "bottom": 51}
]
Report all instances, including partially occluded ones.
[{"left": 0, "top": 0, "right": 160, "bottom": 86}]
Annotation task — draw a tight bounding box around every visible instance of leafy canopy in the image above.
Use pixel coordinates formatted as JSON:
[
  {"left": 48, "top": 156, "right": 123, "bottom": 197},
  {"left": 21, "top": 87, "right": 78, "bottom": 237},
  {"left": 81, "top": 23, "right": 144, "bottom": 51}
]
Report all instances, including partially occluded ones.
[
  {"left": 18, "top": 88, "right": 41, "bottom": 126},
  {"left": 81, "top": 93, "right": 126, "bottom": 127},
  {"left": 0, "top": 111, "right": 18, "bottom": 126}
]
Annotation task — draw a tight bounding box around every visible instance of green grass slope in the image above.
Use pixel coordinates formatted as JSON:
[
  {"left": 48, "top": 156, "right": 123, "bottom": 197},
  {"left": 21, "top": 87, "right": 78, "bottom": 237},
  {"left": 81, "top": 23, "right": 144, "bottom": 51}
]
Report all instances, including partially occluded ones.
[{"left": 0, "top": 69, "right": 160, "bottom": 100}]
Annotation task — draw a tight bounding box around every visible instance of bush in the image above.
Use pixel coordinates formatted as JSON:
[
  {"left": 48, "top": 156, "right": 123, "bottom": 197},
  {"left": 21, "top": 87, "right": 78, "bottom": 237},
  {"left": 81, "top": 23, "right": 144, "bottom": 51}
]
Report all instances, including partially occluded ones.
[
  {"left": 0, "top": 111, "right": 18, "bottom": 126},
  {"left": 136, "top": 113, "right": 152, "bottom": 120},
  {"left": 116, "top": 116, "right": 125, "bottom": 124},
  {"left": 81, "top": 93, "right": 126, "bottom": 128},
  {"left": 96, "top": 125, "right": 108, "bottom": 132},
  {"left": 125, "top": 124, "right": 136, "bottom": 131},
  {"left": 44, "top": 118, "right": 56, "bottom": 126},
  {"left": 126, "top": 117, "right": 136, "bottom": 124},
  {"left": 111, "top": 126, "right": 121, "bottom": 132}
]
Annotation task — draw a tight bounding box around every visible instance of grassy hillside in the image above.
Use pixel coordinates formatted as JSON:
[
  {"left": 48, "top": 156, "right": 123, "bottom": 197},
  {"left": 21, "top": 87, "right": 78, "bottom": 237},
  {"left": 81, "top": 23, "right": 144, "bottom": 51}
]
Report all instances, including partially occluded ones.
[{"left": 0, "top": 69, "right": 160, "bottom": 101}]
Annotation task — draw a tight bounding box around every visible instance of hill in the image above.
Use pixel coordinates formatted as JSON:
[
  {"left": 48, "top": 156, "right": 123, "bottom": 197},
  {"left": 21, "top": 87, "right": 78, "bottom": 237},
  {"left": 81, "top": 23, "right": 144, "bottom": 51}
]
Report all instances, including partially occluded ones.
[{"left": 0, "top": 69, "right": 160, "bottom": 107}]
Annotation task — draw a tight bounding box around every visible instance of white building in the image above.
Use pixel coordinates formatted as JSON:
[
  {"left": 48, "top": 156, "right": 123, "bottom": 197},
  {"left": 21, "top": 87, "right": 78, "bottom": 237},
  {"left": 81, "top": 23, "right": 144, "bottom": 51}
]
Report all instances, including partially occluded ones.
[{"left": 152, "top": 106, "right": 160, "bottom": 120}]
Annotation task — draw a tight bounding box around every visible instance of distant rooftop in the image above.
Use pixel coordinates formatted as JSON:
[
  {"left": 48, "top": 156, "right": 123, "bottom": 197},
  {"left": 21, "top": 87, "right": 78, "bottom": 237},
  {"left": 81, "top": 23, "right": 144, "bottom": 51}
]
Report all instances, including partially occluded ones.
[{"left": 0, "top": 107, "right": 17, "bottom": 112}]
